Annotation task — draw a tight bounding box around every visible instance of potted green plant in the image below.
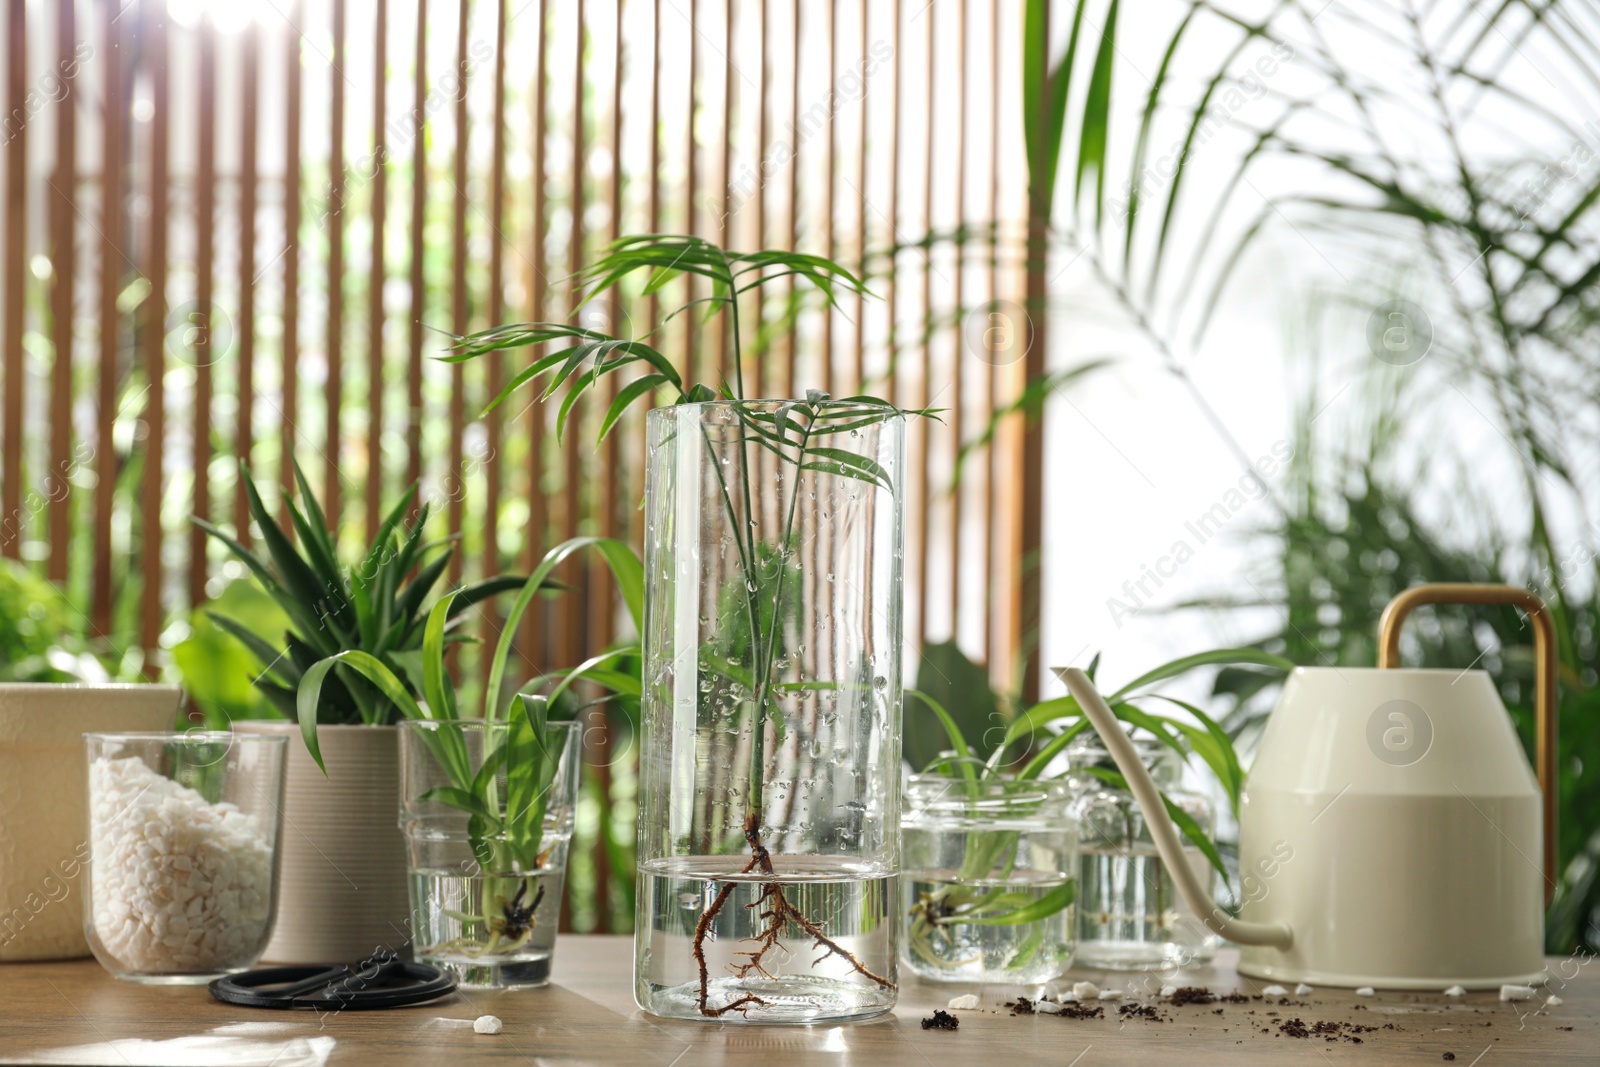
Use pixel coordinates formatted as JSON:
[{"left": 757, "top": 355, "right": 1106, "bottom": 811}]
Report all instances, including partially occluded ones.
[
  {"left": 293, "top": 537, "right": 635, "bottom": 986},
  {"left": 193, "top": 460, "right": 547, "bottom": 963}
]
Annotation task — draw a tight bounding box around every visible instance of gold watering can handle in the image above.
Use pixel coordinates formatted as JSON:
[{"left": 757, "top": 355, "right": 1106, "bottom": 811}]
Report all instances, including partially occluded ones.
[{"left": 1377, "top": 583, "right": 1558, "bottom": 906}]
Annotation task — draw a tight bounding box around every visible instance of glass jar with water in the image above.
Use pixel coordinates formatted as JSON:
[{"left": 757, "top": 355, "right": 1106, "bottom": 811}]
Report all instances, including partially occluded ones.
[
  {"left": 399, "top": 714, "right": 582, "bottom": 989},
  {"left": 1068, "top": 737, "right": 1219, "bottom": 969},
  {"left": 900, "top": 776, "right": 1078, "bottom": 984},
  {"left": 633, "top": 402, "right": 905, "bottom": 1023}
]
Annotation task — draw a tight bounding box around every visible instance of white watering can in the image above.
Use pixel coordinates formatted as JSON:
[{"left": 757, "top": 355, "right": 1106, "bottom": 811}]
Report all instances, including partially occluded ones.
[{"left": 1059, "top": 584, "right": 1557, "bottom": 989}]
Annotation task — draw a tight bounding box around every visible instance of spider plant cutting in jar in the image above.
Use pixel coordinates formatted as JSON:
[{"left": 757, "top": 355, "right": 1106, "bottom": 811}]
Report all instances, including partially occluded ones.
[
  {"left": 450, "top": 234, "right": 933, "bottom": 1022},
  {"left": 294, "top": 537, "right": 637, "bottom": 987},
  {"left": 902, "top": 647, "right": 1291, "bottom": 983}
]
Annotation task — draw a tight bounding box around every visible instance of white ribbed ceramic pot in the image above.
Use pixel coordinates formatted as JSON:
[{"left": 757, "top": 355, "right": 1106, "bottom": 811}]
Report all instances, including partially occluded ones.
[
  {"left": 232, "top": 721, "right": 410, "bottom": 964},
  {"left": 0, "top": 683, "right": 181, "bottom": 961}
]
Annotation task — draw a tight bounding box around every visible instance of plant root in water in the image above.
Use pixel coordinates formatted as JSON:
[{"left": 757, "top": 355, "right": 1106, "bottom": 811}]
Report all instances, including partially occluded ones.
[
  {"left": 692, "top": 813, "right": 896, "bottom": 1017},
  {"left": 426, "top": 880, "right": 545, "bottom": 960}
]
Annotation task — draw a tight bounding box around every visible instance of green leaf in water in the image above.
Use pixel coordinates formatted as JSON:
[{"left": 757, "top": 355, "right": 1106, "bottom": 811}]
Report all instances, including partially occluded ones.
[{"left": 962, "top": 880, "right": 1077, "bottom": 926}]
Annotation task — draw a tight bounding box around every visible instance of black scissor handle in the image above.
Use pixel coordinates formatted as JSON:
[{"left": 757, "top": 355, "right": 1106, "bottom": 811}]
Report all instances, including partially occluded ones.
[{"left": 209, "top": 951, "right": 456, "bottom": 1010}]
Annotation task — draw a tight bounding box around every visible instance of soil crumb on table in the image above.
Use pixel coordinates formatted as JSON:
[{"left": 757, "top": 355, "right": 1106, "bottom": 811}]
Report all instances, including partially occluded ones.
[
  {"left": 1118, "top": 1003, "right": 1164, "bottom": 1022},
  {"left": 1276, "top": 1017, "right": 1378, "bottom": 1043},
  {"left": 921, "top": 1010, "right": 959, "bottom": 1031}
]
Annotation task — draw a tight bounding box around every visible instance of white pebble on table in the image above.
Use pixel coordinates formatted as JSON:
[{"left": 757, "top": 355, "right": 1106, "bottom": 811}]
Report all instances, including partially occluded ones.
[
  {"left": 1546, "top": 995, "right": 1564, "bottom": 1007},
  {"left": 1262, "top": 984, "right": 1288, "bottom": 996},
  {"left": 1072, "top": 981, "right": 1100, "bottom": 1000},
  {"left": 1097, "top": 990, "right": 1122, "bottom": 1001},
  {"left": 1500, "top": 985, "right": 1536, "bottom": 1002},
  {"left": 1295, "top": 983, "right": 1314, "bottom": 995},
  {"left": 1355, "top": 987, "right": 1376, "bottom": 996},
  {"left": 473, "top": 1015, "right": 503, "bottom": 1035},
  {"left": 946, "top": 994, "right": 978, "bottom": 1010},
  {"left": 1443, "top": 985, "right": 1467, "bottom": 997}
]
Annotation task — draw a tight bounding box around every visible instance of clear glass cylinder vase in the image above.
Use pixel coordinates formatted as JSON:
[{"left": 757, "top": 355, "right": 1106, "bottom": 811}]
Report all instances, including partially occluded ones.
[
  {"left": 634, "top": 400, "right": 906, "bottom": 1023},
  {"left": 901, "top": 776, "right": 1078, "bottom": 984},
  {"left": 399, "top": 708, "right": 582, "bottom": 989},
  {"left": 1067, "top": 737, "right": 1219, "bottom": 971}
]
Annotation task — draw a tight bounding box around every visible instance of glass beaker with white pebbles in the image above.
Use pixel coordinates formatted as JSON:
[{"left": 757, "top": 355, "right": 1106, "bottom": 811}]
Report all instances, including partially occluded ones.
[{"left": 83, "top": 731, "right": 287, "bottom": 983}]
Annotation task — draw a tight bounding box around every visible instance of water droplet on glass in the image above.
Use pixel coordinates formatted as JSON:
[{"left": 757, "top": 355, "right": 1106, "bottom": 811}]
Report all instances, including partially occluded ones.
[{"left": 873, "top": 675, "right": 888, "bottom": 690}]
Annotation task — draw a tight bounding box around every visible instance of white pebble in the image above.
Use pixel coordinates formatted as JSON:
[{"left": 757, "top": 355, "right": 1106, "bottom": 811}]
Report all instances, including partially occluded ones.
[
  {"left": 1097, "top": 990, "right": 1122, "bottom": 1001},
  {"left": 87, "top": 757, "right": 272, "bottom": 975},
  {"left": 1355, "top": 987, "right": 1376, "bottom": 997},
  {"left": 1295, "top": 983, "right": 1314, "bottom": 995},
  {"left": 1545, "top": 995, "right": 1563, "bottom": 1007},
  {"left": 1500, "top": 985, "right": 1536, "bottom": 1002},
  {"left": 1443, "top": 985, "right": 1467, "bottom": 997},
  {"left": 1036, "top": 999, "right": 1064, "bottom": 1015},
  {"left": 1262, "top": 984, "right": 1288, "bottom": 996},
  {"left": 1160, "top": 985, "right": 1177, "bottom": 997},
  {"left": 1058, "top": 992, "right": 1079, "bottom": 1003},
  {"left": 947, "top": 994, "right": 978, "bottom": 1010},
  {"left": 473, "top": 1015, "right": 503, "bottom": 1035},
  {"left": 1072, "top": 981, "right": 1100, "bottom": 1000}
]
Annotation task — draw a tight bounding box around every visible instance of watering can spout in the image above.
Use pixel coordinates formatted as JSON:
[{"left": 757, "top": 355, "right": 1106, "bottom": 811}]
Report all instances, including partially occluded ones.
[{"left": 1059, "top": 668, "right": 1295, "bottom": 951}]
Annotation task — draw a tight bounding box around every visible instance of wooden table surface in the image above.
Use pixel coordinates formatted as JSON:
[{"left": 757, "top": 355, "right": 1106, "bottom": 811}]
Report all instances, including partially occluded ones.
[{"left": 0, "top": 938, "right": 1590, "bottom": 1065}]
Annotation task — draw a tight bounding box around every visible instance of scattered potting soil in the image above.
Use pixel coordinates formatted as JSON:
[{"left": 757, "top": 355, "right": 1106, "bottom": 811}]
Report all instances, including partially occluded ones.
[
  {"left": 1055, "top": 1003, "right": 1106, "bottom": 1020},
  {"left": 921, "top": 1010, "right": 959, "bottom": 1031},
  {"left": 1275, "top": 1016, "right": 1378, "bottom": 1043},
  {"left": 960, "top": 979, "right": 1519, "bottom": 1053},
  {"left": 1117, "top": 1003, "right": 1164, "bottom": 1022}
]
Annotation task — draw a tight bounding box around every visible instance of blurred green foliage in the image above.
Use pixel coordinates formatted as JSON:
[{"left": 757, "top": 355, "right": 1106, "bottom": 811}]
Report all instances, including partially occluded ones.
[
  {"left": 0, "top": 558, "right": 80, "bottom": 681},
  {"left": 0, "top": 558, "right": 141, "bottom": 682},
  {"left": 173, "top": 579, "right": 293, "bottom": 728}
]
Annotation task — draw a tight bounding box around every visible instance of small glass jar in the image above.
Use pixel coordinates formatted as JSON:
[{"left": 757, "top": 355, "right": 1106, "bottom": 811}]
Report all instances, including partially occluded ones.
[
  {"left": 900, "top": 775, "right": 1078, "bottom": 984},
  {"left": 399, "top": 709, "right": 582, "bottom": 988},
  {"left": 1067, "top": 737, "right": 1219, "bottom": 970},
  {"left": 83, "top": 731, "right": 286, "bottom": 984}
]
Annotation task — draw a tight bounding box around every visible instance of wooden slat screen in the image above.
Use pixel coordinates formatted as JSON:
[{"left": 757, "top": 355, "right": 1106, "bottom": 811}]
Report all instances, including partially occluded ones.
[{"left": 1, "top": 0, "right": 1034, "bottom": 931}]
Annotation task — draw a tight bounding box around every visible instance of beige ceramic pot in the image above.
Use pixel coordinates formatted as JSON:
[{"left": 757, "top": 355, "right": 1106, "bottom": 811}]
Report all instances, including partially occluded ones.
[
  {"left": 232, "top": 721, "right": 410, "bottom": 964},
  {"left": 0, "top": 683, "right": 181, "bottom": 961}
]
